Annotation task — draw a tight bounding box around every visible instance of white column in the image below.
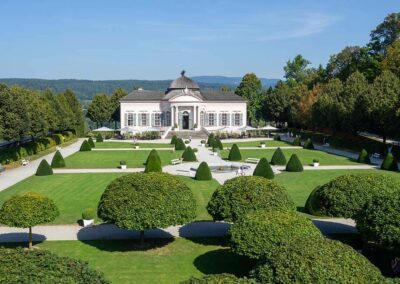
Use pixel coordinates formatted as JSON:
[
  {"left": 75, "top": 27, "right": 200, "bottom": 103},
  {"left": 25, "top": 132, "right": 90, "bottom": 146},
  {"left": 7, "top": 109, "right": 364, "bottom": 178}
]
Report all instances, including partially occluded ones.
[
  {"left": 193, "top": 106, "right": 197, "bottom": 129},
  {"left": 175, "top": 106, "right": 179, "bottom": 129},
  {"left": 171, "top": 106, "right": 174, "bottom": 126}
]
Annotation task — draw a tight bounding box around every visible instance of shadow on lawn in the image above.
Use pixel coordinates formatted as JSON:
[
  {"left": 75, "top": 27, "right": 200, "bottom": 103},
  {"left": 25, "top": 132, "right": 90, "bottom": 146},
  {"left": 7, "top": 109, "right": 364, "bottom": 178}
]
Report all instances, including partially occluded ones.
[
  {"left": 79, "top": 238, "right": 174, "bottom": 252},
  {"left": 0, "top": 232, "right": 46, "bottom": 247}
]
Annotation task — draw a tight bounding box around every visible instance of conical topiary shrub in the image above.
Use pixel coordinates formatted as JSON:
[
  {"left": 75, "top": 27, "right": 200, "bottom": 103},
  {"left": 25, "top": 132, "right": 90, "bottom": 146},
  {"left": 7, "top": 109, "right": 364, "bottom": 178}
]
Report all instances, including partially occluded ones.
[
  {"left": 36, "top": 159, "right": 53, "bottom": 176},
  {"left": 270, "top": 148, "right": 287, "bottom": 165},
  {"left": 175, "top": 138, "right": 186, "bottom": 151},
  {"left": 357, "top": 149, "right": 371, "bottom": 164},
  {"left": 170, "top": 135, "right": 178, "bottom": 145},
  {"left": 96, "top": 133, "right": 103, "bottom": 142},
  {"left": 50, "top": 150, "right": 66, "bottom": 168},
  {"left": 144, "top": 154, "right": 162, "bottom": 173},
  {"left": 145, "top": 149, "right": 161, "bottom": 165},
  {"left": 80, "top": 140, "right": 92, "bottom": 151},
  {"left": 182, "top": 147, "right": 197, "bottom": 162},
  {"left": 381, "top": 153, "right": 399, "bottom": 171},
  {"left": 303, "top": 138, "right": 314, "bottom": 149},
  {"left": 253, "top": 158, "right": 274, "bottom": 179},
  {"left": 207, "top": 134, "right": 216, "bottom": 148},
  {"left": 214, "top": 137, "right": 223, "bottom": 150},
  {"left": 195, "top": 162, "right": 212, "bottom": 181},
  {"left": 88, "top": 137, "right": 95, "bottom": 148},
  {"left": 228, "top": 144, "right": 242, "bottom": 161},
  {"left": 292, "top": 137, "right": 301, "bottom": 146},
  {"left": 286, "top": 154, "right": 303, "bottom": 172}
]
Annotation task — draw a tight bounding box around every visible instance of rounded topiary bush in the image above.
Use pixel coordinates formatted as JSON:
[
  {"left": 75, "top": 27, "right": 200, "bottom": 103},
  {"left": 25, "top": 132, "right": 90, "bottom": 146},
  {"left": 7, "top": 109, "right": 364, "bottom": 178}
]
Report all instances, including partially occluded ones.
[
  {"left": 250, "top": 238, "right": 385, "bottom": 284},
  {"left": 292, "top": 136, "right": 301, "bottom": 146},
  {"left": 96, "top": 133, "right": 103, "bottom": 142},
  {"left": 88, "top": 137, "right": 95, "bottom": 148},
  {"left": 50, "top": 150, "right": 65, "bottom": 168},
  {"left": 207, "top": 133, "right": 215, "bottom": 148},
  {"left": 357, "top": 149, "right": 371, "bottom": 164},
  {"left": 82, "top": 208, "right": 96, "bottom": 220},
  {"left": 36, "top": 159, "right": 53, "bottom": 176},
  {"left": 0, "top": 248, "right": 108, "bottom": 284},
  {"left": 253, "top": 158, "right": 274, "bottom": 179},
  {"left": 195, "top": 162, "right": 212, "bottom": 181},
  {"left": 170, "top": 135, "right": 178, "bottom": 145},
  {"left": 230, "top": 210, "right": 322, "bottom": 259},
  {"left": 182, "top": 147, "right": 197, "bottom": 162},
  {"left": 175, "top": 138, "right": 186, "bottom": 151},
  {"left": 180, "top": 273, "right": 254, "bottom": 284},
  {"left": 305, "top": 173, "right": 400, "bottom": 218},
  {"left": 228, "top": 144, "right": 242, "bottom": 161},
  {"left": 145, "top": 149, "right": 161, "bottom": 165},
  {"left": 285, "top": 154, "right": 303, "bottom": 172},
  {"left": 381, "top": 153, "right": 399, "bottom": 171},
  {"left": 303, "top": 138, "right": 314, "bottom": 149},
  {"left": 214, "top": 137, "right": 223, "bottom": 150},
  {"left": 207, "top": 176, "right": 295, "bottom": 222},
  {"left": 144, "top": 154, "right": 162, "bottom": 173},
  {"left": 270, "top": 147, "right": 286, "bottom": 165},
  {"left": 80, "top": 140, "right": 92, "bottom": 151}
]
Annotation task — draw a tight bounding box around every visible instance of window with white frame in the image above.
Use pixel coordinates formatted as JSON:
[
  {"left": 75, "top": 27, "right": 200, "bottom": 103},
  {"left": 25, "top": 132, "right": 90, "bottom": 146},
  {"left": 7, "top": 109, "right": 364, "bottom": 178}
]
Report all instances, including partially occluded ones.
[
  {"left": 221, "top": 113, "right": 228, "bottom": 126},
  {"left": 200, "top": 111, "right": 204, "bottom": 126},
  {"left": 127, "top": 113, "right": 134, "bottom": 126},
  {"left": 208, "top": 113, "right": 216, "bottom": 126},
  {"left": 234, "top": 113, "right": 241, "bottom": 126},
  {"left": 141, "top": 113, "right": 148, "bottom": 126},
  {"left": 154, "top": 113, "right": 161, "bottom": 126},
  {"left": 166, "top": 111, "right": 171, "bottom": 126}
]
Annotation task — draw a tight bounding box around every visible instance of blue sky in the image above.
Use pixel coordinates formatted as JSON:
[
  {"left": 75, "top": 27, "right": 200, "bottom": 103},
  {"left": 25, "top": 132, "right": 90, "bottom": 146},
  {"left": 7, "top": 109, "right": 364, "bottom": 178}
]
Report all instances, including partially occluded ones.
[{"left": 0, "top": 0, "right": 398, "bottom": 80}]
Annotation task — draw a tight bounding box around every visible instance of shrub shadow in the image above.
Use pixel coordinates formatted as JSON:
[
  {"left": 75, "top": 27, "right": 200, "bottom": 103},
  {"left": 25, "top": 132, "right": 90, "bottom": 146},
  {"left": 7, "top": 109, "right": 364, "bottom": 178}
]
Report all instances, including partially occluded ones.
[
  {"left": 179, "top": 221, "right": 230, "bottom": 240},
  {"left": 312, "top": 219, "right": 357, "bottom": 235},
  {"left": 0, "top": 232, "right": 46, "bottom": 245}
]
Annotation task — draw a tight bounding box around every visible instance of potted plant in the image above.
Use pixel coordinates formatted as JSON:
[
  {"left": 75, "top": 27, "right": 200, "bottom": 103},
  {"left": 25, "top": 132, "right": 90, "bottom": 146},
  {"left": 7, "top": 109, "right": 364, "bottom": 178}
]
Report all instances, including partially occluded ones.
[
  {"left": 313, "top": 159, "right": 319, "bottom": 167},
  {"left": 193, "top": 148, "right": 199, "bottom": 156},
  {"left": 200, "top": 140, "right": 206, "bottom": 147},
  {"left": 120, "top": 160, "right": 127, "bottom": 169},
  {"left": 82, "top": 208, "right": 95, "bottom": 227},
  {"left": 133, "top": 143, "right": 140, "bottom": 149},
  {"left": 212, "top": 148, "right": 219, "bottom": 156},
  {"left": 260, "top": 142, "right": 266, "bottom": 148}
]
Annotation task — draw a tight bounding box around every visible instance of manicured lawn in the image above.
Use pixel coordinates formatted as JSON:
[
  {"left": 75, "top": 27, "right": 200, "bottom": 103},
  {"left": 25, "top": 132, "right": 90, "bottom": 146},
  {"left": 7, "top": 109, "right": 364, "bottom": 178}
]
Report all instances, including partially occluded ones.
[
  {"left": 96, "top": 141, "right": 173, "bottom": 149},
  {"left": 223, "top": 140, "right": 291, "bottom": 148},
  {"left": 64, "top": 150, "right": 183, "bottom": 168},
  {"left": 38, "top": 238, "right": 254, "bottom": 284},
  {"left": 220, "top": 148, "right": 358, "bottom": 165},
  {"left": 0, "top": 174, "right": 219, "bottom": 224}
]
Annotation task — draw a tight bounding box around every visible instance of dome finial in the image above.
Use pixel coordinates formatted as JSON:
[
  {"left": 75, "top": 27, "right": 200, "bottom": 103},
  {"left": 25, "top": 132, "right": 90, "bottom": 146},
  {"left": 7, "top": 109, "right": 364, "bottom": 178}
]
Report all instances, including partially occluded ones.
[{"left": 180, "top": 70, "right": 186, "bottom": 77}]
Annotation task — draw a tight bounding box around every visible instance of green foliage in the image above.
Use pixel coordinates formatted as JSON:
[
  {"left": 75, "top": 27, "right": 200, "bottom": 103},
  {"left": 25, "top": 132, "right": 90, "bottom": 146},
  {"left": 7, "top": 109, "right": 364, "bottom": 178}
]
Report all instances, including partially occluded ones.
[
  {"left": 80, "top": 140, "right": 92, "bottom": 151},
  {"left": 381, "top": 152, "right": 399, "bottom": 171},
  {"left": 82, "top": 208, "right": 96, "bottom": 220},
  {"left": 285, "top": 154, "right": 303, "bottom": 172},
  {"left": 86, "top": 93, "right": 113, "bottom": 125},
  {"left": 253, "top": 158, "right": 274, "bottom": 179},
  {"left": 214, "top": 137, "right": 223, "bottom": 150},
  {"left": 144, "top": 151, "right": 162, "bottom": 173},
  {"left": 207, "top": 176, "right": 295, "bottom": 222},
  {"left": 88, "top": 137, "right": 95, "bottom": 148},
  {"left": 175, "top": 138, "right": 186, "bottom": 150},
  {"left": 97, "top": 173, "right": 196, "bottom": 231},
  {"left": 228, "top": 144, "right": 242, "bottom": 161},
  {"left": 36, "top": 159, "right": 53, "bottom": 176},
  {"left": 145, "top": 149, "right": 161, "bottom": 165},
  {"left": 273, "top": 134, "right": 281, "bottom": 141},
  {"left": 180, "top": 274, "right": 254, "bottom": 284},
  {"left": 284, "top": 54, "right": 311, "bottom": 83},
  {"left": 170, "top": 135, "right": 178, "bottom": 145},
  {"left": 250, "top": 238, "right": 385, "bottom": 284},
  {"left": 0, "top": 247, "right": 108, "bottom": 283},
  {"left": 0, "top": 192, "right": 59, "bottom": 228},
  {"left": 292, "top": 136, "right": 301, "bottom": 146},
  {"left": 305, "top": 173, "right": 400, "bottom": 218},
  {"left": 50, "top": 150, "right": 66, "bottom": 168},
  {"left": 230, "top": 210, "right": 322, "bottom": 259},
  {"left": 182, "top": 147, "right": 197, "bottom": 162},
  {"left": 52, "top": 134, "right": 64, "bottom": 145},
  {"left": 96, "top": 133, "right": 104, "bottom": 142},
  {"left": 357, "top": 149, "right": 371, "bottom": 164},
  {"left": 195, "top": 162, "right": 212, "bottom": 181},
  {"left": 235, "top": 73, "right": 263, "bottom": 123},
  {"left": 303, "top": 138, "right": 314, "bottom": 149},
  {"left": 207, "top": 134, "right": 216, "bottom": 148},
  {"left": 270, "top": 148, "right": 287, "bottom": 165}
]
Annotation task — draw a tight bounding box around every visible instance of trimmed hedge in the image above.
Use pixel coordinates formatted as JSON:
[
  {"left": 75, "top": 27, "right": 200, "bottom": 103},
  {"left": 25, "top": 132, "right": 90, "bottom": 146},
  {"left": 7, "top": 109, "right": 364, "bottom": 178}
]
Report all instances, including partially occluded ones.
[
  {"left": 214, "top": 137, "right": 223, "bottom": 150},
  {"left": 381, "top": 153, "right": 399, "bottom": 171},
  {"left": 285, "top": 154, "right": 303, "bottom": 172},
  {"left": 253, "top": 158, "right": 274, "bottom": 179},
  {"left": 88, "top": 137, "right": 95, "bottom": 148},
  {"left": 230, "top": 210, "right": 322, "bottom": 259},
  {"left": 270, "top": 147, "right": 286, "bottom": 165},
  {"left": 82, "top": 208, "right": 96, "bottom": 220},
  {"left": 250, "top": 238, "right": 385, "bottom": 284},
  {"left": 52, "top": 134, "right": 64, "bottom": 145},
  {"left": 228, "top": 144, "right": 242, "bottom": 161},
  {"left": 207, "top": 133, "right": 215, "bottom": 147},
  {"left": 36, "top": 159, "right": 53, "bottom": 176},
  {"left": 305, "top": 173, "right": 400, "bottom": 218},
  {"left": 207, "top": 176, "right": 295, "bottom": 222},
  {"left": 170, "top": 135, "right": 178, "bottom": 145},
  {"left": 50, "top": 150, "right": 66, "bottom": 168},
  {"left": 273, "top": 134, "right": 281, "bottom": 141},
  {"left": 292, "top": 136, "right": 301, "bottom": 146},
  {"left": 357, "top": 149, "right": 371, "bottom": 164},
  {"left": 182, "top": 147, "right": 197, "bottom": 162},
  {"left": 145, "top": 149, "right": 161, "bottom": 165},
  {"left": 195, "top": 162, "right": 212, "bottom": 181},
  {"left": 303, "top": 138, "right": 314, "bottom": 149},
  {"left": 175, "top": 138, "right": 186, "bottom": 151},
  {"left": 96, "top": 133, "right": 103, "bottom": 142},
  {"left": 180, "top": 274, "right": 255, "bottom": 284},
  {"left": 144, "top": 152, "right": 162, "bottom": 173}
]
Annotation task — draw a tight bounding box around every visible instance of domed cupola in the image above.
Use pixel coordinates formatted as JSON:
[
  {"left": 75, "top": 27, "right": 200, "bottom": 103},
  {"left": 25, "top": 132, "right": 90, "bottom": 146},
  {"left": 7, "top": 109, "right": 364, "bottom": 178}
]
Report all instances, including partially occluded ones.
[{"left": 168, "top": 70, "right": 200, "bottom": 91}]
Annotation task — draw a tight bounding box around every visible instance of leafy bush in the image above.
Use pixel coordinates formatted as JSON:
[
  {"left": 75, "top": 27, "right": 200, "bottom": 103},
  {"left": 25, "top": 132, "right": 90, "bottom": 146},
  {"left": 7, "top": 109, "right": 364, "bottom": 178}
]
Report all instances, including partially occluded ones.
[
  {"left": 207, "top": 176, "right": 295, "bottom": 222},
  {"left": 88, "top": 137, "right": 95, "bottom": 148},
  {"left": 357, "top": 149, "right": 371, "bottom": 164},
  {"left": 250, "top": 238, "right": 385, "bottom": 284},
  {"left": 195, "top": 162, "right": 212, "bottom": 181},
  {"left": 180, "top": 273, "right": 255, "bottom": 284},
  {"left": 214, "top": 137, "right": 223, "bottom": 150},
  {"left": 82, "top": 208, "right": 96, "bottom": 220},
  {"left": 292, "top": 136, "right": 301, "bottom": 146},
  {"left": 182, "top": 147, "right": 197, "bottom": 162},
  {"left": 145, "top": 149, "right": 161, "bottom": 165},
  {"left": 207, "top": 133, "right": 215, "bottom": 147},
  {"left": 228, "top": 144, "right": 242, "bottom": 161},
  {"left": 170, "top": 135, "right": 178, "bottom": 145},
  {"left": 175, "top": 138, "right": 186, "bottom": 150},
  {"left": 52, "top": 134, "right": 64, "bottom": 145},
  {"left": 273, "top": 134, "right": 281, "bottom": 141},
  {"left": 144, "top": 153, "right": 162, "bottom": 173},
  {"left": 79, "top": 140, "right": 92, "bottom": 151},
  {"left": 270, "top": 147, "right": 286, "bottom": 165},
  {"left": 303, "top": 138, "right": 314, "bottom": 149},
  {"left": 253, "top": 158, "right": 274, "bottom": 179},
  {"left": 50, "top": 150, "right": 66, "bottom": 168},
  {"left": 285, "top": 154, "right": 303, "bottom": 172},
  {"left": 36, "top": 159, "right": 53, "bottom": 176},
  {"left": 381, "top": 153, "right": 399, "bottom": 171},
  {"left": 96, "top": 133, "right": 103, "bottom": 142},
  {"left": 230, "top": 210, "right": 322, "bottom": 259},
  {"left": 305, "top": 173, "right": 400, "bottom": 218}
]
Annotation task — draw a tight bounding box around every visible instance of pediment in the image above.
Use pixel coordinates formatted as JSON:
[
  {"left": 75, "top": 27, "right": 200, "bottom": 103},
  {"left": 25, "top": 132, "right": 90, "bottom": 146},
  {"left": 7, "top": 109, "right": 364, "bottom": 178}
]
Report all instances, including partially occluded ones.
[{"left": 168, "top": 94, "right": 203, "bottom": 102}]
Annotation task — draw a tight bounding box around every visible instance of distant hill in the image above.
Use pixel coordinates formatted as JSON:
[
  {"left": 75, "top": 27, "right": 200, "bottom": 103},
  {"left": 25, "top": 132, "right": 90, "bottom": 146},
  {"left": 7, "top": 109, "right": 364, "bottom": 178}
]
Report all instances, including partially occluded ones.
[
  {"left": 0, "top": 76, "right": 279, "bottom": 102},
  {"left": 192, "top": 76, "right": 279, "bottom": 88}
]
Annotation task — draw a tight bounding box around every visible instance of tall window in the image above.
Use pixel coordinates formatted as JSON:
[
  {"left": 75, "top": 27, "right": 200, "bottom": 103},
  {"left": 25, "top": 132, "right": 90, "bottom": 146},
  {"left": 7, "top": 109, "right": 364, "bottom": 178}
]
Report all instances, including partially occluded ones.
[
  {"left": 154, "top": 113, "right": 161, "bottom": 126},
  {"left": 141, "top": 113, "right": 147, "bottom": 126},
  {"left": 166, "top": 111, "right": 171, "bottom": 126},
  {"left": 208, "top": 113, "right": 216, "bottom": 126},
  {"left": 234, "top": 113, "right": 241, "bottom": 126},
  {"left": 221, "top": 113, "right": 228, "bottom": 126},
  {"left": 200, "top": 111, "right": 204, "bottom": 126},
  {"left": 127, "top": 113, "right": 134, "bottom": 126}
]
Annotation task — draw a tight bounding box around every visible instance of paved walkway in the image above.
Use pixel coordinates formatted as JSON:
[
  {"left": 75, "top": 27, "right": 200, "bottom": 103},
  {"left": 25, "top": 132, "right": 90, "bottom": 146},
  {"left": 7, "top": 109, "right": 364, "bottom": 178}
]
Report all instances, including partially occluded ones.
[{"left": 92, "top": 148, "right": 174, "bottom": 151}]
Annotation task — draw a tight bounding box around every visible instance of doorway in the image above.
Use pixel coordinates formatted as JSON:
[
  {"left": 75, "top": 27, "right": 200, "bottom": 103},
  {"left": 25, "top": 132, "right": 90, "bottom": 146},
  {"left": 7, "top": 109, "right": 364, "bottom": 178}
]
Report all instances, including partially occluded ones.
[{"left": 182, "top": 111, "right": 189, "bottom": 130}]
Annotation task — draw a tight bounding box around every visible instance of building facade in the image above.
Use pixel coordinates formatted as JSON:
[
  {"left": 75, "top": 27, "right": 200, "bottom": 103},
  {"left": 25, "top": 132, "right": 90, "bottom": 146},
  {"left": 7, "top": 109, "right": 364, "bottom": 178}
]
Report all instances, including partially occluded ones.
[{"left": 120, "top": 72, "right": 247, "bottom": 136}]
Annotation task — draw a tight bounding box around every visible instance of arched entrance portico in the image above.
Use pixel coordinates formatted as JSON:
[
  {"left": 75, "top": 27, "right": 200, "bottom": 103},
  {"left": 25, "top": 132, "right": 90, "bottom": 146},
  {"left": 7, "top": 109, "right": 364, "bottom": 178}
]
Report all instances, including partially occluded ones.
[{"left": 181, "top": 111, "right": 190, "bottom": 130}]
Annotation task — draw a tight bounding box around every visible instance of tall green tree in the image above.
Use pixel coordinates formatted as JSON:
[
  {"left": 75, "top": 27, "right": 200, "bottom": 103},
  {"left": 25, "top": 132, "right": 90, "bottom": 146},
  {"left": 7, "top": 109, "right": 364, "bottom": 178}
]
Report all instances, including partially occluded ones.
[
  {"left": 62, "top": 89, "right": 85, "bottom": 135},
  {"left": 42, "top": 89, "right": 61, "bottom": 132},
  {"left": 263, "top": 82, "right": 291, "bottom": 124},
  {"left": 86, "top": 93, "right": 113, "bottom": 127},
  {"left": 110, "top": 88, "right": 128, "bottom": 128},
  {"left": 56, "top": 93, "right": 75, "bottom": 131},
  {"left": 369, "top": 12, "right": 400, "bottom": 55},
  {"left": 283, "top": 54, "right": 311, "bottom": 83},
  {"left": 381, "top": 39, "right": 400, "bottom": 77},
  {"left": 235, "top": 73, "right": 263, "bottom": 125}
]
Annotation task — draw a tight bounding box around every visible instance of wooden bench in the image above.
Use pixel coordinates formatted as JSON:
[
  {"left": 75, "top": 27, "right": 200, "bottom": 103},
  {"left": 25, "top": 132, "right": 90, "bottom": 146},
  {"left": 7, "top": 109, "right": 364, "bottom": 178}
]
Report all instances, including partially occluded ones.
[
  {"left": 171, "top": 158, "right": 183, "bottom": 165},
  {"left": 21, "top": 159, "right": 30, "bottom": 166},
  {"left": 245, "top": 158, "right": 260, "bottom": 164}
]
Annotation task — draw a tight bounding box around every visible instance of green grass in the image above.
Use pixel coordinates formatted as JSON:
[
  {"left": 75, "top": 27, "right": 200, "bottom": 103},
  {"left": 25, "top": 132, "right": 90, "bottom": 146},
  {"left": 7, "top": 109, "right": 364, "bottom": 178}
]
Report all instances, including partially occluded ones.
[
  {"left": 64, "top": 150, "right": 183, "bottom": 168},
  {"left": 0, "top": 174, "right": 219, "bottom": 224},
  {"left": 37, "top": 238, "right": 254, "bottom": 284},
  {"left": 96, "top": 142, "right": 173, "bottom": 149},
  {"left": 223, "top": 140, "right": 291, "bottom": 148},
  {"left": 221, "top": 148, "right": 359, "bottom": 165}
]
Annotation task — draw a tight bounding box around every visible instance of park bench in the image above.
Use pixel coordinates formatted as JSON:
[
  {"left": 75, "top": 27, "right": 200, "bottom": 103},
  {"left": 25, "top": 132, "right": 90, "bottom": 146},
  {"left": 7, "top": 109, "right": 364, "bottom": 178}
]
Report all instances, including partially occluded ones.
[
  {"left": 171, "top": 158, "right": 183, "bottom": 165},
  {"left": 21, "top": 158, "right": 30, "bottom": 166},
  {"left": 245, "top": 158, "right": 260, "bottom": 164}
]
